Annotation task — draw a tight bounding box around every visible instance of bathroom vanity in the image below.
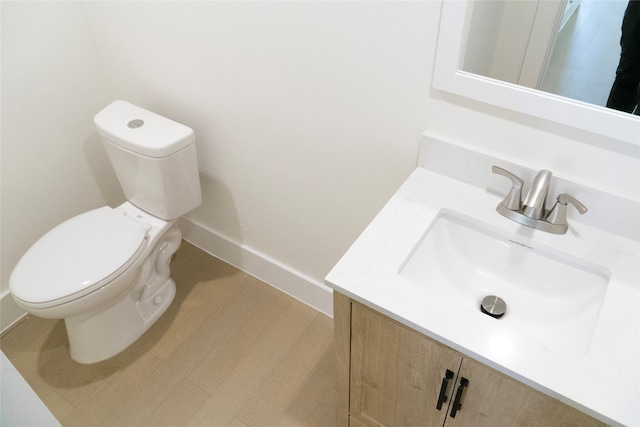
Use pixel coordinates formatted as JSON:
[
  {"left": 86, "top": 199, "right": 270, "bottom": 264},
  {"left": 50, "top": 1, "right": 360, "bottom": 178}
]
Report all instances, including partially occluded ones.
[
  {"left": 325, "top": 137, "right": 639, "bottom": 427},
  {"left": 334, "top": 293, "right": 604, "bottom": 427}
]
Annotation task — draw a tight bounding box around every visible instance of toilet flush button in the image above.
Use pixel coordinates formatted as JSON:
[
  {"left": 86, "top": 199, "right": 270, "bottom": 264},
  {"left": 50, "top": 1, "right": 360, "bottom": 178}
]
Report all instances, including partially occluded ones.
[
  {"left": 127, "top": 119, "right": 144, "bottom": 129},
  {"left": 153, "top": 295, "right": 163, "bottom": 305}
]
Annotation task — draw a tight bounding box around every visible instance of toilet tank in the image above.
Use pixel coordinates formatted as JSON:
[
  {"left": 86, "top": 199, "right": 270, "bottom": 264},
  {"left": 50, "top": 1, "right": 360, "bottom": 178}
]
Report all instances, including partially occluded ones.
[{"left": 94, "top": 101, "right": 202, "bottom": 220}]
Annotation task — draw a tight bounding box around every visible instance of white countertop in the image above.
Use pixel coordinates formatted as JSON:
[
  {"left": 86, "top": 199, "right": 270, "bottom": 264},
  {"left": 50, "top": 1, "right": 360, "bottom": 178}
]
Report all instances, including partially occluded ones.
[{"left": 325, "top": 167, "right": 639, "bottom": 426}]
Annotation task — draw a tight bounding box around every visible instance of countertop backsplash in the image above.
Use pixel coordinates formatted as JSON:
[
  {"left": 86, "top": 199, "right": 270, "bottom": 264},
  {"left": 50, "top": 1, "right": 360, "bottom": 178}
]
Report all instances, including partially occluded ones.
[{"left": 417, "top": 133, "right": 640, "bottom": 242}]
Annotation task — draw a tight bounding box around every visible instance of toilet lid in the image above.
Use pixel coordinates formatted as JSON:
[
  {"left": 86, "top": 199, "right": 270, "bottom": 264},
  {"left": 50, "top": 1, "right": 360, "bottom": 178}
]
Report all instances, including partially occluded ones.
[{"left": 10, "top": 207, "right": 148, "bottom": 305}]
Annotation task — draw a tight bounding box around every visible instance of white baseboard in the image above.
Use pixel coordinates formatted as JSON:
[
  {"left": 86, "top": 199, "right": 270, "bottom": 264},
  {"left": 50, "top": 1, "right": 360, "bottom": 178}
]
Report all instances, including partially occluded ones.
[
  {"left": 178, "top": 217, "right": 334, "bottom": 318},
  {"left": 1, "top": 290, "right": 27, "bottom": 335}
]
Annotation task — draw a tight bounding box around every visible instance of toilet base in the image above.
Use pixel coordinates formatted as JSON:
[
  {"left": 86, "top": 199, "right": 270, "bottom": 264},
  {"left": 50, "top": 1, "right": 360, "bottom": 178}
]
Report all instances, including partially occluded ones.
[
  {"left": 65, "top": 223, "right": 182, "bottom": 364},
  {"left": 66, "top": 278, "right": 176, "bottom": 364}
]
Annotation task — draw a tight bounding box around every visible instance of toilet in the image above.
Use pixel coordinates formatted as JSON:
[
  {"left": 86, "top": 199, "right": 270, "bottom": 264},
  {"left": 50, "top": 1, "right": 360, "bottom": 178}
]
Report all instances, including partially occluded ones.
[{"left": 9, "top": 100, "right": 202, "bottom": 364}]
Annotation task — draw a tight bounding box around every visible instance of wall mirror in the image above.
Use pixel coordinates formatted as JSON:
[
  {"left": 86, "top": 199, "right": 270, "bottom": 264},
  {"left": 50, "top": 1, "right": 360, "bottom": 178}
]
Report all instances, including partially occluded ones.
[{"left": 433, "top": 0, "right": 640, "bottom": 145}]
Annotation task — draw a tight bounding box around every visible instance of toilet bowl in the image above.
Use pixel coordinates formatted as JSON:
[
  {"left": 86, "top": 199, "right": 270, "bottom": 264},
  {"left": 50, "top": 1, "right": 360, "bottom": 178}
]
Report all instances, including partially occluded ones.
[{"left": 9, "top": 101, "right": 202, "bottom": 364}]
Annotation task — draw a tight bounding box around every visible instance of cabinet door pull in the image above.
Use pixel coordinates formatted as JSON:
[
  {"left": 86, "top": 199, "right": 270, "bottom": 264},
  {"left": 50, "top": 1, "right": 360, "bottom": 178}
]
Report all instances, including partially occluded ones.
[
  {"left": 449, "top": 377, "right": 469, "bottom": 418},
  {"left": 436, "top": 369, "right": 455, "bottom": 410}
]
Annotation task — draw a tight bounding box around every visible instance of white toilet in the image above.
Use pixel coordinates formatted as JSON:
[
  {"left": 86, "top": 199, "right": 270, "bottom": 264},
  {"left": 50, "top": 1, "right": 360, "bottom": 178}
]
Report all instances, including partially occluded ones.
[{"left": 9, "top": 100, "right": 202, "bottom": 364}]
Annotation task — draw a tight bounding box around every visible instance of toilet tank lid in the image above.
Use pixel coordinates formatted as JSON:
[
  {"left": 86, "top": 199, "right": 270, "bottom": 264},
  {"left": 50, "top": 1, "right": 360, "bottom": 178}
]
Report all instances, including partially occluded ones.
[
  {"left": 94, "top": 100, "right": 195, "bottom": 158},
  {"left": 9, "top": 207, "right": 147, "bottom": 305}
]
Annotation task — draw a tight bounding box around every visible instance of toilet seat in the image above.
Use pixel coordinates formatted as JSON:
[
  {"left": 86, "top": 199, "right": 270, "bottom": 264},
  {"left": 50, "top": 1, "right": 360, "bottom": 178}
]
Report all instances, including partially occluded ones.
[{"left": 10, "top": 207, "right": 148, "bottom": 308}]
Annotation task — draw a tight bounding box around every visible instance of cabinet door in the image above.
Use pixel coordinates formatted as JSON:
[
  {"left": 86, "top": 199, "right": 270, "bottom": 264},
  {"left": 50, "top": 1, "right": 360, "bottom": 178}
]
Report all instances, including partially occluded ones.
[
  {"left": 350, "top": 302, "right": 463, "bottom": 427},
  {"left": 445, "top": 356, "right": 606, "bottom": 427}
]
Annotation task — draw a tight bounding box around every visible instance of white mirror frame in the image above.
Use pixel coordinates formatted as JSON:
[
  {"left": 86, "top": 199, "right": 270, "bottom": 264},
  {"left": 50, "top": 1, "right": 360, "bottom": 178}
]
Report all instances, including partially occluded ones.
[{"left": 433, "top": 0, "right": 640, "bottom": 145}]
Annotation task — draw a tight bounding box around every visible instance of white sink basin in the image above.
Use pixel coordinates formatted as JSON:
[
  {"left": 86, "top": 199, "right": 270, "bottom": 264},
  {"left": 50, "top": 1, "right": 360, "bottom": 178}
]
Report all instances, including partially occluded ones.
[{"left": 399, "top": 209, "right": 610, "bottom": 360}]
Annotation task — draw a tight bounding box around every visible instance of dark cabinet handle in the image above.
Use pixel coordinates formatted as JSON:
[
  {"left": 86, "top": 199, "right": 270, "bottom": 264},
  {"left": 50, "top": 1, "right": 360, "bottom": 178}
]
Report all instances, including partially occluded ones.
[
  {"left": 436, "top": 369, "right": 455, "bottom": 410},
  {"left": 449, "top": 377, "right": 469, "bottom": 418}
]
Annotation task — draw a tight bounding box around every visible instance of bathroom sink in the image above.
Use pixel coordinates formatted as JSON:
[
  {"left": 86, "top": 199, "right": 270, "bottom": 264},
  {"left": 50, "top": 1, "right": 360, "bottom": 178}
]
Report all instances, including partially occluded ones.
[{"left": 399, "top": 210, "right": 610, "bottom": 359}]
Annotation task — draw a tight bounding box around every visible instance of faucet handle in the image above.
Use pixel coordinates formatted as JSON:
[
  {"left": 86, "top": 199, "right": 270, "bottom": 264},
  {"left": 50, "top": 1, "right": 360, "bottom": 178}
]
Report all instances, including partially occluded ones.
[
  {"left": 546, "top": 194, "right": 588, "bottom": 227},
  {"left": 492, "top": 166, "right": 524, "bottom": 210}
]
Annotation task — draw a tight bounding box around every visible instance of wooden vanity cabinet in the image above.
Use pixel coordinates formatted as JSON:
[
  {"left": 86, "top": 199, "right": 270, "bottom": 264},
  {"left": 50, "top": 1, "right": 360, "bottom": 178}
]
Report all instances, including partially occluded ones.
[{"left": 334, "top": 292, "right": 606, "bottom": 427}]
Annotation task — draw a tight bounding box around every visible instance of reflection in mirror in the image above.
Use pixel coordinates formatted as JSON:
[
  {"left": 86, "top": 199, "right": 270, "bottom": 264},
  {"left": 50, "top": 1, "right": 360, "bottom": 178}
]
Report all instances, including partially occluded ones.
[
  {"left": 433, "top": 0, "right": 640, "bottom": 145},
  {"left": 461, "top": 0, "right": 638, "bottom": 115}
]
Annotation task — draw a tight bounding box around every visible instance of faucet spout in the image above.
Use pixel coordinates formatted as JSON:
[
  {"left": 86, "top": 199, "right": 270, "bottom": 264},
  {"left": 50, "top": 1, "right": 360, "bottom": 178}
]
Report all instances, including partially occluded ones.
[{"left": 522, "top": 170, "right": 552, "bottom": 219}]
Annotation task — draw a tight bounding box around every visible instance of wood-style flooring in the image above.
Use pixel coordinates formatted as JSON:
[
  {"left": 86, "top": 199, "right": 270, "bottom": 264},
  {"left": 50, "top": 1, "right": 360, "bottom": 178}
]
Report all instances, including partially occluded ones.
[{"left": 1, "top": 242, "right": 336, "bottom": 426}]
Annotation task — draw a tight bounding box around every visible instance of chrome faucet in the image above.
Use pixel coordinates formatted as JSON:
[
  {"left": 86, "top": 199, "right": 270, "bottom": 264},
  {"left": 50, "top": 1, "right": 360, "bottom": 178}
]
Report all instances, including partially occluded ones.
[{"left": 492, "top": 166, "right": 587, "bottom": 234}]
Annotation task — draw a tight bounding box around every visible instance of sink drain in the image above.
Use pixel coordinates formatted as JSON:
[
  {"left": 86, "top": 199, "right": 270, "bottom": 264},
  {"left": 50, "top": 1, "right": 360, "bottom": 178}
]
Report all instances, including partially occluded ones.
[{"left": 481, "top": 295, "right": 506, "bottom": 319}]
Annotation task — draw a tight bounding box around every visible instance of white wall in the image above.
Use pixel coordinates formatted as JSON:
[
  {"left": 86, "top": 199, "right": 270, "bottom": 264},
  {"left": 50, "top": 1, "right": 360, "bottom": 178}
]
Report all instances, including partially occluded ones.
[
  {"left": 1, "top": 2, "right": 120, "bottom": 329},
  {"left": 2, "top": 1, "right": 638, "bottom": 329},
  {"left": 79, "top": 1, "right": 434, "bottom": 309}
]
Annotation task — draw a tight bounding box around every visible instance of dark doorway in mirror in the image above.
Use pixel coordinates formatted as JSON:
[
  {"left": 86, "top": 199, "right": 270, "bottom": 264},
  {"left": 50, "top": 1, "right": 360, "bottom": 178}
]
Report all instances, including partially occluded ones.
[{"left": 606, "top": 0, "right": 640, "bottom": 115}]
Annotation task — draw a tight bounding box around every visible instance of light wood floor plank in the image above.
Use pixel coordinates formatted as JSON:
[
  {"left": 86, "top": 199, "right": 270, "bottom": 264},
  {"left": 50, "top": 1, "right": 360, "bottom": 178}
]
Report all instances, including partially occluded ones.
[
  {"left": 275, "top": 367, "right": 336, "bottom": 427},
  {"left": 3, "top": 317, "right": 67, "bottom": 378},
  {"left": 40, "top": 391, "right": 75, "bottom": 423},
  {"left": 0, "top": 242, "right": 336, "bottom": 427},
  {"left": 140, "top": 379, "right": 210, "bottom": 427},
  {"left": 148, "top": 244, "right": 248, "bottom": 361},
  {"left": 62, "top": 350, "right": 163, "bottom": 426},
  {"left": 188, "top": 298, "right": 320, "bottom": 425},
  {"left": 102, "top": 276, "right": 275, "bottom": 427},
  {"left": 187, "top": 284, "right": 294, "bottom": 395},
  {"left": 236, "top": 312, "right": 335, "bottom": 427},
  {"left": 227, "top": 417, "right": 252, "bottom": 427}
]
